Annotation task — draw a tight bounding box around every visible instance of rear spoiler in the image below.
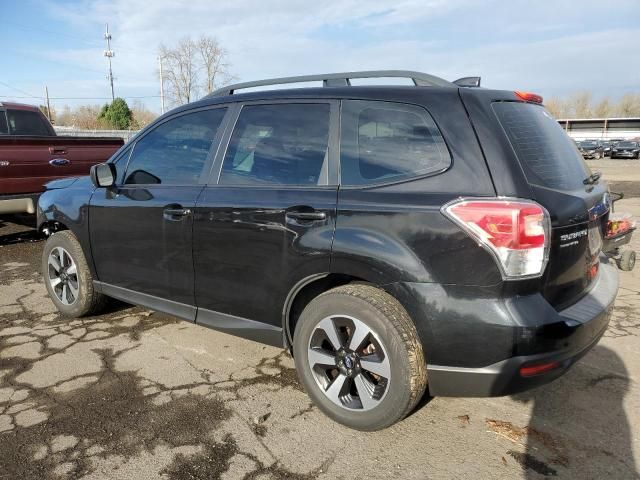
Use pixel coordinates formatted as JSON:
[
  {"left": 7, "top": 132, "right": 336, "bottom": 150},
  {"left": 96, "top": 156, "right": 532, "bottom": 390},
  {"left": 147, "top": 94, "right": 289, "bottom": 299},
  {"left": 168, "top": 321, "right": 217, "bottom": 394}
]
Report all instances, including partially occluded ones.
[{"left": 453, "top": 77, "right": 481, "bottom": 88}]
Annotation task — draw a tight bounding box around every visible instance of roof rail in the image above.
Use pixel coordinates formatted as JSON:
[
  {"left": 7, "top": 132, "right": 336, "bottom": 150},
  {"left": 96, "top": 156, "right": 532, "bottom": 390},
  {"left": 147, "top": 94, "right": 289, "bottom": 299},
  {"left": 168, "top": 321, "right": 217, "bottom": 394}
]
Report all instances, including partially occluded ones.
[{"left": 207, "top": 70, "right": 456, "bottom": 97}]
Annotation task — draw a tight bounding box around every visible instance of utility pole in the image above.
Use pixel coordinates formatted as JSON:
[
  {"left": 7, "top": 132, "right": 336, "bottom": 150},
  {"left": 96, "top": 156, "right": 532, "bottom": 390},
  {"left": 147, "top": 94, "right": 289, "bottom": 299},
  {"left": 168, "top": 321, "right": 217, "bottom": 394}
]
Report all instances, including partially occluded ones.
[
  {"left": 44, "top": 86, "right": 52, "bottom": 122},
  {"left": 158, "top": 55, "right": 165, "bottom": 114},
  {"left": 103, "top": 23, "right": 115, "bottom": 101}
]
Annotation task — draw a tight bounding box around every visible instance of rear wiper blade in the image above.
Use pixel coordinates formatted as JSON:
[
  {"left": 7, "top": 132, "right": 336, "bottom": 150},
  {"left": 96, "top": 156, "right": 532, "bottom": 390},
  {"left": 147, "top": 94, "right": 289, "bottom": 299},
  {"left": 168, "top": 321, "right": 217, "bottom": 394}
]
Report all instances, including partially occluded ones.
[{"left": 583, "top": 171, "right": 601, "bottom": 185}]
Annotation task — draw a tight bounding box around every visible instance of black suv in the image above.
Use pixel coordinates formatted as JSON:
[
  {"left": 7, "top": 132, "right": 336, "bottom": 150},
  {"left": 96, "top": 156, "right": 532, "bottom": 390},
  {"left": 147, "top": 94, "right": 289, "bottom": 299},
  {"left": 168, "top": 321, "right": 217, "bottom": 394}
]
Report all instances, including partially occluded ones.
[{"left": 37, "top": 71, "right": 618, "bottom": 431}]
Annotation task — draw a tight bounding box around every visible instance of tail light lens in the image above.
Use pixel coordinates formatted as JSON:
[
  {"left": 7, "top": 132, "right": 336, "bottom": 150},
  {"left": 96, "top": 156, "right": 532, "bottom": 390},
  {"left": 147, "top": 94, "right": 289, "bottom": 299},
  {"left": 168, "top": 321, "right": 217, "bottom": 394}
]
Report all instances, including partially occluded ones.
[
  {"left": 515, "top": 91, "right": 543, "bottom": 104},
  {"left": 443, "top": 198, "right": 551, "bottom": 279}
]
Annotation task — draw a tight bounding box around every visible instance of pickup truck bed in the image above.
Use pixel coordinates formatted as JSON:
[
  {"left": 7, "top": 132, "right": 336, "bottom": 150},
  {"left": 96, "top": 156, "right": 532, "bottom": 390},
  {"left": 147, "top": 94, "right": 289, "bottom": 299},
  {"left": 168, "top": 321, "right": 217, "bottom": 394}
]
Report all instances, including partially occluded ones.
[{"left": 0, "top": 102, "right": 124, "bottom": 214}]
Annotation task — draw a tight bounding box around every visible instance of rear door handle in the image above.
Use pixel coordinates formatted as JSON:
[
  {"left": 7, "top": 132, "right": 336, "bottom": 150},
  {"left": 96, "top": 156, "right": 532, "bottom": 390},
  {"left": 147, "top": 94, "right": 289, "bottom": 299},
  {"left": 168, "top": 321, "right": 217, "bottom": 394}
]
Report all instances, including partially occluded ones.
[
  {"left": 286, "top": 211, "right": 327, "bottom": 221},
  {"left": 49, "top": 147, "right": 67, "bottom": 155},
  {"left": 163, "top": 207, "right": 192, "bottom": 220},
  {"left": 49, "top": 158, "right": 70, "bottom": 166}
]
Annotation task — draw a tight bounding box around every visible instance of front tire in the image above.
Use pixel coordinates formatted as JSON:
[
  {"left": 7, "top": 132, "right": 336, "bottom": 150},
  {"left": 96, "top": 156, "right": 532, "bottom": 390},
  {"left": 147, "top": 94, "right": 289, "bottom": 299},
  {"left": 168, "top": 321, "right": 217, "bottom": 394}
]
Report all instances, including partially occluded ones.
[
  {"left": 293, "top": 284, "right": 427, "bottom": 431},
  {"left": 42, "top": 230, "right": 107, "bottom": 317}
]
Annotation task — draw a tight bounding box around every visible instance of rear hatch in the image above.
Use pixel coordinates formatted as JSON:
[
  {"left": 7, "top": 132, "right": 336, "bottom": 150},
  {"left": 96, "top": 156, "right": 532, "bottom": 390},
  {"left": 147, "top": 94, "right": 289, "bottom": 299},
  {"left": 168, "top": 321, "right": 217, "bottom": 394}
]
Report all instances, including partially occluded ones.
[{"left": 463, "top": 90, "right": 609, "bottom": 309}]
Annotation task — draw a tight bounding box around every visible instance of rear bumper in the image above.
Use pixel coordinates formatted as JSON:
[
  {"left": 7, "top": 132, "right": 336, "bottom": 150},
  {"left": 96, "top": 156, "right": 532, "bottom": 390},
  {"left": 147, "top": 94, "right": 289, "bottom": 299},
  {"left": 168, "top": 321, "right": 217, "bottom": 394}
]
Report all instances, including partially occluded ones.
[
  {"left": 419, "top": 261, "right": 618, "bottom": 397},
  {"left": 0, "top": 194, "right": 39, "bottom": 215}
]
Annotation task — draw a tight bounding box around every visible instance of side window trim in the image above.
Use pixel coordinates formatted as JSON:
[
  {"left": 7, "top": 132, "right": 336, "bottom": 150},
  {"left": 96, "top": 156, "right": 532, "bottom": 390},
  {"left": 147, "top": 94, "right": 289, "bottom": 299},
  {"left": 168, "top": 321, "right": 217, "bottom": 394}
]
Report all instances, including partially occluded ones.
[
  {"left": 121, "top": 105, "right": 229, "bottom": 187},
  {"left": 108, "top": 145, "right": 133, "bottom": 185},
  {"left": 207, "top": 99, "right": 340, "bottom": 187},
  {"left": 0, "top": 110, "right": 8, "bottom": 135},
  {"left": 338, "top": 99, "right": 452, "bottom": 189}
]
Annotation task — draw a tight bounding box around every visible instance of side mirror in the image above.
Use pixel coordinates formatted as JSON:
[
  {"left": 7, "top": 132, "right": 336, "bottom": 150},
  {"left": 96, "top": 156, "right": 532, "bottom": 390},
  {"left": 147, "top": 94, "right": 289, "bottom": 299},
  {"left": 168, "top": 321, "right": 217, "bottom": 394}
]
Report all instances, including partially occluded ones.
[{"left": 90, "top": 163, "right": 116, "bottom": 188}]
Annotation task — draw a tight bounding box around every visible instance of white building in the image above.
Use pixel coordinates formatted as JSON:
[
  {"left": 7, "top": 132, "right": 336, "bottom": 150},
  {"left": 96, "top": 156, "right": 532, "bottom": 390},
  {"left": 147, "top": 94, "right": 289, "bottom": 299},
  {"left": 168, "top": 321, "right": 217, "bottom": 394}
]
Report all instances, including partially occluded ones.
[{"left": 557, "top": 118, "right": 640, "bottom": 141}]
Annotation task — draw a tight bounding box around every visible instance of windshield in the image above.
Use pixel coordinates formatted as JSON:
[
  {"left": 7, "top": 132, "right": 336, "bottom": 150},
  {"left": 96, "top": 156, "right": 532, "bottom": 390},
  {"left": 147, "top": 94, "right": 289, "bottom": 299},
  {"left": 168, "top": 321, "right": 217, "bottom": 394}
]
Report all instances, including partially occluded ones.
[
  {"left": 581, "top": 142, "right": 597, "bottom": 148},
  {"left": 617, "top": 141, "right": 636, "bottom": 148},
  {"left": 493, "top": 102, "right": 590, "bottom": 191}
]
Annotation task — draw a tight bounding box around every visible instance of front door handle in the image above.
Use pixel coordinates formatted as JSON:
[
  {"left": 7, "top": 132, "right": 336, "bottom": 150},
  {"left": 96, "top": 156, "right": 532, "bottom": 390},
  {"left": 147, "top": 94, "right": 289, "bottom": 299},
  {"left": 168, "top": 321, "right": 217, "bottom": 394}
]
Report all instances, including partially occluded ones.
[
  {"left": 286, "top": 211, "right": 327, "bottom": 221},
  {"left": 49, "top": 158, "right": 70, "bottom": 166}
]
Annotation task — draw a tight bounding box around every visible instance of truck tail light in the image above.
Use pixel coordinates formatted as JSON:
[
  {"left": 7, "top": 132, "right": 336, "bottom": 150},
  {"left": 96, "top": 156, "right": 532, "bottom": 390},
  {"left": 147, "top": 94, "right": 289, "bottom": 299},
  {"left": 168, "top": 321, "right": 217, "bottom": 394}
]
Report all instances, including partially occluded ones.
[{"left": 442, "top": 198, "right": 551, "bottom": 279}]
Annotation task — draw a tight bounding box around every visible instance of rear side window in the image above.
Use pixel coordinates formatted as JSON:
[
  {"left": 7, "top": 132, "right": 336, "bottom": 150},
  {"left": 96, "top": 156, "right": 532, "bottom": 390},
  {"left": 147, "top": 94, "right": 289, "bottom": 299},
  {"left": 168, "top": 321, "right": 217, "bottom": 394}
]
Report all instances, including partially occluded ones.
[
  {"left": 220, "top": 103, "right": 330, "bottom": 186},
  {"left": 492, "top": 102, "right": 590, "bottom": 190},
  {"left": 340, "top": 100, "right": 450, "bottom": 186},
  {"left": 6, "top": 109, "right": 51, "bottom": 135},
  {"left": 124, "top": 108, "right": 226, "bottom": 185}
]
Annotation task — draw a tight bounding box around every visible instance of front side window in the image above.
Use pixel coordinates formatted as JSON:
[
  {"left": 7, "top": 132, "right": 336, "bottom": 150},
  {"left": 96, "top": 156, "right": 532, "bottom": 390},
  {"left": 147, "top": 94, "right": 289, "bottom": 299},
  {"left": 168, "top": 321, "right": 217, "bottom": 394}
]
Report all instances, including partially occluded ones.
[
  {"left": 220, "top": 103, "right": 330, "bottom": 186},
  {"left": 340, "top": 100, "right": 450, "bottom": 186},
  {"left": 124, "top": 108, "right": 226, "bottom": 185},
  {"left": 7, "top": 109, "right": 51, "bottom": 136}
]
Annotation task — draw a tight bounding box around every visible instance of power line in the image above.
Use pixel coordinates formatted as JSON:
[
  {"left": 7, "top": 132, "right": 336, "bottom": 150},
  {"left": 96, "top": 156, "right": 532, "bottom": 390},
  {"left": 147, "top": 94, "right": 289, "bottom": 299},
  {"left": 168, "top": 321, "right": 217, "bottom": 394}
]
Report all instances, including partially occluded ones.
[{"left": 0, "top": 81, "right": 42, "bottom": 100}]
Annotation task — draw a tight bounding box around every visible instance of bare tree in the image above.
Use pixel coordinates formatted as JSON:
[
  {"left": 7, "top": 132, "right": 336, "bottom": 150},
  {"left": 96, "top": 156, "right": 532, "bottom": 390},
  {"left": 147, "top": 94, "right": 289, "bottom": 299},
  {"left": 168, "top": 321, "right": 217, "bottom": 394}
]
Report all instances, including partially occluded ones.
[
  {"left": 566, "top": 91, "right": 593, "bottom": 118},
  {"left": 543, "top": 97, "right": 566, "bottom": 118},
  {"left": 593, "top": 97, "right": 612, "bottom": 118},
  {"left": 130, "top": 100, "right": 158, "bottom": 128},
  {"left": 159, "top": 36, "right": 234, "bottom": 107},
  {"left": 615, "top": 94, "right": 640, "bottom": 117},
  {"left": 197, "top": 36, "right": 234, "bottom": 95},
  {"left": 159, "top": 38, "right": 200, "bottom": 106}
]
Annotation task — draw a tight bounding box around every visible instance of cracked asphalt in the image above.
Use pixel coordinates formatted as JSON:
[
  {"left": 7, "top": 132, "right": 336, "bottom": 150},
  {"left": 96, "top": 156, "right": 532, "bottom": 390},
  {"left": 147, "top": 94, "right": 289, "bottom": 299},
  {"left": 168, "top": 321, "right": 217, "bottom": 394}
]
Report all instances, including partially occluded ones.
[{"left": 1, "top": 164, "right": 639, "bottom": 479}]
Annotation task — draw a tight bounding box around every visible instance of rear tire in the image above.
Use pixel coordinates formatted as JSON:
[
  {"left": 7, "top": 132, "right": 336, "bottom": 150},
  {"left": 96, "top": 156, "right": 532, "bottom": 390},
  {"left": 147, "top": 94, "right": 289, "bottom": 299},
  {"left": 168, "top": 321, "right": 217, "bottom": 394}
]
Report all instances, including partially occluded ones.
[
  {"left": 293, "top": 284, "right": 427, "bottom": 431},
  {"left": 42, "top": 231, "right": 107, "bottom": 317}
]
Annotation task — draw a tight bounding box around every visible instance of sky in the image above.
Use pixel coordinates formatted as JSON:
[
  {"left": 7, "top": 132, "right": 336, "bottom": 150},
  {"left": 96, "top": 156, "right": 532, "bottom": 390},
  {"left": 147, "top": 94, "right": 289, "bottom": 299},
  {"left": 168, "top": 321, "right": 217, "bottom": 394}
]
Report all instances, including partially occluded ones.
[{"left": 1, "top": 0, "right": 639, "bottom": 113}]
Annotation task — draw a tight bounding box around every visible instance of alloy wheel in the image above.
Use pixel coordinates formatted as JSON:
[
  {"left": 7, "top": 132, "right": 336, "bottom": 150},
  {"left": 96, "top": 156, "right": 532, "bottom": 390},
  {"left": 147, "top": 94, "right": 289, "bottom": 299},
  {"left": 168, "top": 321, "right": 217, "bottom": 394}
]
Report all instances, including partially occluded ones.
[
  {"left": 307, "top": 315, "right": 391, "bottom": 411},
  {"left": 47, "top": 246, "right": 79, "bottom": 305}
]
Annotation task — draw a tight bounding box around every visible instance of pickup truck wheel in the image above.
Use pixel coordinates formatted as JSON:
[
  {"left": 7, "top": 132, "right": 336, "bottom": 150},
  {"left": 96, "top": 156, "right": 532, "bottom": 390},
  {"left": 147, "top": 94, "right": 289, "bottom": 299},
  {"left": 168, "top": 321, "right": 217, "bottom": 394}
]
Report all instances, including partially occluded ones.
[
  {"left": 293, "top": 284, "right": 427, "bottom": 431},
  {"left": 619, "top": 250, "right": 636, "bottom": 271},
  {"left": 42, "top": 231, "right": 106, "bottom": 317}
]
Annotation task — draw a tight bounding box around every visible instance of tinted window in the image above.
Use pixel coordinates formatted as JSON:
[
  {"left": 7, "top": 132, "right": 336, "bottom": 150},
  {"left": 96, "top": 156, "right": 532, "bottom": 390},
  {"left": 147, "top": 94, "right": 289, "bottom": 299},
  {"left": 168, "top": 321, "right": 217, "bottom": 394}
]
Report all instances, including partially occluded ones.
[
  {"left": 493, "top": 102, "right": 590, "bottom": 190},
  {"left": 124, "top": 108, "right": 226, "bottom": 185},
  {"left": 340, "top": 100, "right": 450, "bottom": 186},
  {"left": 7, "top": 109, "right": 50, "bottom": 135},
  {"left": 220, "top": 103, "right": 330, "bottom": 186},
  {"left": 0, "top": 112, "right": 8, "bottom": 134}
]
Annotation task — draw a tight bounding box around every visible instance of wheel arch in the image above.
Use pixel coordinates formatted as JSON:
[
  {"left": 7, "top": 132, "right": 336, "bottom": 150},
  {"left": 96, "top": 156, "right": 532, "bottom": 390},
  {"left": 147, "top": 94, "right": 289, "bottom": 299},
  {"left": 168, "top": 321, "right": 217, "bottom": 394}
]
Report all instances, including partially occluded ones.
[{"left": 283, "top": 272, "right": 372, "bottom": 348}]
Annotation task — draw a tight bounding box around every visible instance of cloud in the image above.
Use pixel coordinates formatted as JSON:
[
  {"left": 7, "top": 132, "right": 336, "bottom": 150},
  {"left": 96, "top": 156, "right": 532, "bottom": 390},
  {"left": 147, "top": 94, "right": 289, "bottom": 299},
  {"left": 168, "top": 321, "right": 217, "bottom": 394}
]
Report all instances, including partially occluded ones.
[{"left": 11, "top": 0, "right": 637, "bottom": 110}]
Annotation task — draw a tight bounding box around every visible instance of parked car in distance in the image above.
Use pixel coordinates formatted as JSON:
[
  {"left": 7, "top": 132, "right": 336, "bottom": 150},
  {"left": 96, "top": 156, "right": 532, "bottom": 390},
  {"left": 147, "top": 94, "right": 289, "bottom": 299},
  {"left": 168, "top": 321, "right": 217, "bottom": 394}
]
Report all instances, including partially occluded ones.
[
  {"left": 600, "top": 140, "right": 613, "bottom": 157},
  {"left": 611, "top": 141, "right": 640, "bottom": 159},
  {"left": 0, "top": 102, "right": 124, "bottom": 215},
  {"left": 578, "top": 140, "right": 604, "bottom": 159},
  {"left": 37, "top": 71, "right": 618, "bottom": 430}
]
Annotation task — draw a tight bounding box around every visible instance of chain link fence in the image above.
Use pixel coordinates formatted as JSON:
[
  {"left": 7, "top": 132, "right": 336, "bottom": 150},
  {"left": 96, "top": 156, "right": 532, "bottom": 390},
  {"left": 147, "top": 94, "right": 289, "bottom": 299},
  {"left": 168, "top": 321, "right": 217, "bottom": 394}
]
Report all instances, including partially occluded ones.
[{"left": 54, "top": 127, "right": 139, "bottom": 142}]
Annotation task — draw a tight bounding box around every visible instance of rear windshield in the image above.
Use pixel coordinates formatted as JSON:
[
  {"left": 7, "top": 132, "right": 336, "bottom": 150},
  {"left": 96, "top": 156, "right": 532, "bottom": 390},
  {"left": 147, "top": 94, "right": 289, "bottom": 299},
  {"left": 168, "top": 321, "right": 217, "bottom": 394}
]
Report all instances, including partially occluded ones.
[{"left": 492, "top": 102, "right": 590, "bottom": 190}]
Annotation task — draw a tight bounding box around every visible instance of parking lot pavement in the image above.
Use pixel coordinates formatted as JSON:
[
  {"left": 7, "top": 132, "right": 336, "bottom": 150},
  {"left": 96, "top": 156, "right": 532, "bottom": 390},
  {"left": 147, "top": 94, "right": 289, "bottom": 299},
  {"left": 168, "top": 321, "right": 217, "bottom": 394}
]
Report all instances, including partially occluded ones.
[{"left": 1, "top": 205, "right": 639, "bottom": 480}]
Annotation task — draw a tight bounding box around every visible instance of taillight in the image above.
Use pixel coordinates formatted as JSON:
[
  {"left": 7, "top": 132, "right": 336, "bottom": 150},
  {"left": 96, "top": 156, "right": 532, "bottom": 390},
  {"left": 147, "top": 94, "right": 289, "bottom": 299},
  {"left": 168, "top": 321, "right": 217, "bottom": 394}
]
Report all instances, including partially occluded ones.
[
  {"left": 515, "top": 91, "right": 543, "bottom": 104},
  {"left": 443, "top": 198, "right": 550, "bottom": 279},
  {"left": 519, "top": 361, "right": 560, "bottom": 377}
]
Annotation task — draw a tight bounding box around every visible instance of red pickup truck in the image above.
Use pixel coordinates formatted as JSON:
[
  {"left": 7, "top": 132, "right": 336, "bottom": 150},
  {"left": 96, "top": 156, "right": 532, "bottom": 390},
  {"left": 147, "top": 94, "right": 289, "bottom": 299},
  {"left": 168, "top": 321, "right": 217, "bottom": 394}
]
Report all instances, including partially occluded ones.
[{"left": 0, "top": 102, "right": 124, "bottom": 215}]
